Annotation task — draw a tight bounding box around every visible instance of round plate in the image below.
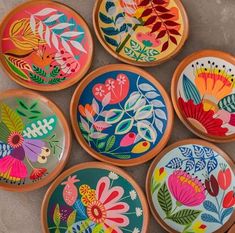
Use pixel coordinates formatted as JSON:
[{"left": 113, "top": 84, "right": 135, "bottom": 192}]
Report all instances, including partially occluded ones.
[
  {"left": 0, "top": 0, "right": 93, "bottom": 91},
  {"left": 0, "top": 89, "right": 71, "bottom": 192},
  {"left": 146, "top": 139, "right": 235, "bottom": 233},
  {"left": 41, "top": 162, "right": 149, "bottom": 233},
  {"left": 93, "top": 0, "right": 189, "bottom": 67},
  {"left": 171, "top": 50, "right": 235, "bottom": 143},
  {"left": 70, "top": 64, "right": 173, "bottom": 166}
]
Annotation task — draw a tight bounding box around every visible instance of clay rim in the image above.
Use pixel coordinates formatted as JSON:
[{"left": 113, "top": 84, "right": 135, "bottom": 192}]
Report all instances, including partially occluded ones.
[
  {"left": 70, "top": 63, "right": 174, "bottom": 167},
  {"left": 0, "top": 89, "right": 71, "bottom": 192},
  {"left": 93, "top": 0, "right": 189, "bottom": 67},
  {"left": 0, "top": 0, "right": 94, "bottom": 92},
  {"left": 41, "top": 161, "right": 150, "bottom": 233},
  {"left": 171, "top": 49, "right": 235, "bottom": 143},
  {"left": 228, "top": 224, "right": 235, "bottom": 233},
  {"left": 145, "top": 138, "right": 235, "bottom": 233}
]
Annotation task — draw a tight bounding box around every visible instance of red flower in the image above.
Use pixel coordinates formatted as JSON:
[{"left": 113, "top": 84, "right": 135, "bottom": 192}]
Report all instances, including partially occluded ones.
[
  {"left": 223, "top": 190, "right": 235, "bottom": 208},
  {"left": 30, "top": 168, "right": 47, "bottom": 181},
  {"left": 218, "top": 165, "right": 232, "bottom": 190},
  {"left": 205, "top": 175, "right": 219, "bottom": 197},
  {"left": 178, "top": 97, "right": 228, "bottom": 136},
  {"left": 78, "top": 104, "right": 95, "bottom": 118}
]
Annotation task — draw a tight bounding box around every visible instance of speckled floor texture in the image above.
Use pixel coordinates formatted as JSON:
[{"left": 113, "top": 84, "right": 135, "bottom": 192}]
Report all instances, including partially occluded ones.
[{"left": 0, "top": 0, "right": 235, "bottom": 232}]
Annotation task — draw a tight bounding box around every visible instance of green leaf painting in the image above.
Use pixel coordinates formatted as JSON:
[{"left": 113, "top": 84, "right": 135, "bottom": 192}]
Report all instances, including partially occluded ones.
[
  {"left": 218, "top": 94, "right": 235, "bottom": 112},
  {"left": 158, "top": 182, "right": 172, "bottom": 217}
]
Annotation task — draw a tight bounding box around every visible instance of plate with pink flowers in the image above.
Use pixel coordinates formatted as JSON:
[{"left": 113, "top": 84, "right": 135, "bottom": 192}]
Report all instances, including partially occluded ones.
[
  {"left": 146, "top": 139, "right": 235, "bottom": 233},
  {"left": 0, "top": 89, "right": 71, "bottom": 192},
  {"left": 93, "top": 0, "right": 189, "bottom": 66},
  {"left": 41, "top": 162, "right": 149, "bottom": 233},
  {"left": 0, "top": 0, "right": 93, "bottom": 91},
  {"left": 172, "top": 50, "right": 235, "bottom": 142},
  {"left": 70, "top": 64, "right": 173, "bottom": 166}
]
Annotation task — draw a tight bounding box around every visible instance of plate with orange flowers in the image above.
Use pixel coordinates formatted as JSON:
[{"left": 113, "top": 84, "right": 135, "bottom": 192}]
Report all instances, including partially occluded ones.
[
  {"left": 93, "top": 0, "right": 189, "bottom": 66},
  {"left": 146, "top": 139, "right": 235, "bottom": 233},
  {"left": 171, "top": 50, "right": 235, "bottom": 143},
  {"left": 41, "top": 162, "right": 149, "bottom": 233},
  {"left": 0, "top": 0, "right": 93, "bottom": 91},
  {"left": 0, "top": 89, "right": 71, "bottom": 192},
  {"left": 70, "top": 64, "right": 173, "bottom": 166}
]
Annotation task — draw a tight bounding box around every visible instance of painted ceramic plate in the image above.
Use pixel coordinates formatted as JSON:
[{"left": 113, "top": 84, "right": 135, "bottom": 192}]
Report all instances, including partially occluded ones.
[
  {"left": 146, "top": 139, "right": 235, "bottom": 233},
  {"left": 70, "top": 64, "right": 173, "bottom": 166},
  {"left": 93, "top": 0, "right": 189, "bottom": 67},
  {"left": 41, "top": 162, "right": 149, "bottom": 233},
  {"left": 0, "top": 89, "right": 71, "bottom": 192},
  {"left": 0, "top": 0, "right": 93, "bottom": 91},
  {"left": 171, "top": 50, "right": 235, "bottom": 143}
]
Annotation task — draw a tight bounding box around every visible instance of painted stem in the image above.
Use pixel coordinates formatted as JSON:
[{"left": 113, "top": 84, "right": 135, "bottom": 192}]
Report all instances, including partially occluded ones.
[{"left": 136, "top": 46, "right": 146, "bottom": 61}]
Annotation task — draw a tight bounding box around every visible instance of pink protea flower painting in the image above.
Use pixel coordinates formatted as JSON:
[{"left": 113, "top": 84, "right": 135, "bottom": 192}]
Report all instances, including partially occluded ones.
[
  {"left": 86, "top": 177, "right": 130, "bottom": 233},
  {"left": 168, "top": 170, "right": 206, "bottom": 207},
  {"left": 61, "top": 175, "right": 80, "bottom": 206}
]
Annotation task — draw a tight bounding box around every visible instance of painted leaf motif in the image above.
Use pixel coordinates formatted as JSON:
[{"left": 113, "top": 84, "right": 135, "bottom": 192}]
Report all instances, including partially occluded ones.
[
  {"left": 69, "top": 219, "right": 93, "bottom": 233},
  {"left": 151, "top": 99, "right": 164, "bottom": 107},
  {"left": 53, "top": 204, "right": 61, "bottom": 226},
  {"left": 70, "top": 40, "right": 87, "bottom": 53},
  {"left": 115, "top": 118, "right": 134, "bottom": 135},
  {"left": 157, "top": 182, "right": 172, "bottom": 216},
  {"left": 130, "top": 40, "right": 141, "bottom": 52},
  {"left": 52, "top": 23, "right": 73, "bottom": 30},
  {"left": 134, "top": 105, "right": 153, "bottom": 120},
  {"left": 124, "top": 93, "right": 141, "bottom": 111},
  {"left": 142, "top": 56, "right": 156, "bottom": 62},
  {"left": 89, "top": 132, "right": 108, "bottom": 139},
  {"left": 67, "top": 211, "right": 76, "bottom": 227},
  {"left": 207, "top": 157, "right": 218, "bottom": 174},
  {"left": 193, "top": 145, "right": 205, "bottom": 158},
  {"left": 124, "top": 47, "right": 137, "bottom": 59},
  {"left": 101, "top": 27, "right": 119, "bottom": 36},
  {"left": 6, "top": 56, "right": 32, "bottom": 72},
  {"left": 179, "top": 147, "right": 193, "bottom": 158},
  {"left": 105, "top": 135, "right": 116, "bottom": 151},
  {"left": 93, "top": 224, "right": 104, "bottom": 233},
  {"left": 146, "top": 92, "right": 159, "bottom": 99},
  {"left": 105, "top": 109, "right": 124, "bottom": 124},
  {"left": 155, "top": 118, "right": 164, "bottom": 133},
  {"left": 0, "top": 142, "right": 12, "bottom": 158},
  {"left": 99, "top": 12, "right": 113, "bottom": 24},
  {"left": 22, "top": 115, "right": 57, "bottom": 139},
  {"left": 139, "top": 83, "right": 155, "bottom": 92},
  {"left": 204, "top": 147, "right": 214, "bottom": 158},
  {"left": 0, "top": 122, "right": 10, "bottom": 143},
  {"left": 221, "top": 208, "right": 233, "bottom": 222},
  {"left": 104, "top": 35, "right": 118, "bottom": 47},
  {"left": 1, "top": 103, "right": 24, "bottom": 132},
  {"left": 34, "top": 8, "right": 57, "bottom": 16},
  {"left": 62, "top": 38, "right": 73, "bottom": 56},
  {"left": 144, "top": 49, "right": 159, "bottom": 57},
  {"left": 185, "top": 159, "right": 195, "bottom": 171},
  {"left": 183, "top": 74, "right": 201, "bottom": 104},
  {"left": 203, "top": 200, "right": 217, "bottom": 213},
  {"left": 92, "top": 98, "right": 99, "bottom": 114},
  {"left": 80, "top": 116, "right": 90, "bottom": 133},
  {"left": 155, "top": 109, "right": 167, "bottom": 120},
  {"left": 166, "top": 158, "right": 183, "bottom": 169},
  {"left": 44, "top": 14, "right": 64, "bottom": 23},
  {"left": 218, "top": 94, "right": 235, "bottom": 113},
  {"left": 137, "top": 121, "right": 156, "bottom": 142},
  {"left": 201, "top": 213, "right": 220, "bottom": 223},
  {"left": 195, "top": 160, "right": 206, "bottom": 172},
  {"left": 168, "top": 209, "right": 201, "bottom": 225},
  {"left": 73, "top": 200, "right": 87, "bottom": 220}
]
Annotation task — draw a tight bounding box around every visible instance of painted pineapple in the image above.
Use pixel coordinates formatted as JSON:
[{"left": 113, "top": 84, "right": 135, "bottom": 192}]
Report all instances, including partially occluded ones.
[{"left": 61, "top": 175, "right": 80, "bottom": 206}]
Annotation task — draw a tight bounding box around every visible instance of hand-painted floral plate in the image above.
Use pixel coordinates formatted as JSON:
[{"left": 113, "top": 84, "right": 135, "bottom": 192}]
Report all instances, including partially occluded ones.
[
  {"left": 70, "top": 64, "right": 173, "bottom": 166},
  {"left": 93, "top": 0, "right": 189, "bottom": 67},
  {"left": 0, "top": 89, "right": 71, "bottom": 192},
  {"left": 0, "top": 0, "right": 93, "bottom": 91},
  {"left": 146, "top": 139, "right": 235, "bottom": 233},
  {"left": 41, "top": 162, "right": 149, "bottom": 233},
  {"left": 171, "top": 50, "right": 235, "bottom": 143}
]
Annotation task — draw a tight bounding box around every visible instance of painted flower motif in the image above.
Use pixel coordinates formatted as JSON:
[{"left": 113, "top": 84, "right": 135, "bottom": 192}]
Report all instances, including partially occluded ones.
[
  {"left": 120, "top": 132, "right": 136, "bottom": 147},
  {"left": 132, "top": 228, "right": 140, "bottom": 233},
  {"left": 192, "top": 221, "right": 207, "bottom": 233},
  {"left": 119, "top": 0, "right": 143, "bottom": 18},
  {"left": 54, "top": 50, "right": 80, "bottom": 75},
  {"left": 223, "top": 190, "right": 235, "bottom": 208},
  {"left": 129, "top": 190, "right": 137, "bottom": 200},
  {"left": 218, "top": 164, "right": 232, "bottom": 190},
  {"left": 79, "top": 184, "right": 91, "bottom": 196},
  {"left": 216, "top": 110, "right": 235, "bottom": 126},
  {"left": 86, "top": 177, "right": 130, "bottom": 232},
  {"left": 92, "top": 74, "right": 130, "bottom": 104},
  {"left": 135, "top": 207, "right": 143, "bottom": 217},
  {"left": 108, "top": 171, "right": 119, "bottom": 180},
  {"left": 29, "top": 167, "right": 47, "bottom": 181},
  {"left": 153, "top": 167, "right": 167, "bottom": 183},
  {"left": 136, "top": 32, "right": 161, "bottom": 47},
  {"left": 178, "top": 97, "right": 228, "bottom": 136},
  {"left": 205, "top": 174, "right": 219, "bottom": 197},
  {"left": 131, "top": 141, "right": 150, "bottom": 154},
  {"left": 168, "top": 170, "right": 206, "bottom": 207},
  {"left": 78, "top": 104, "right": 95, "bottom": 118}
]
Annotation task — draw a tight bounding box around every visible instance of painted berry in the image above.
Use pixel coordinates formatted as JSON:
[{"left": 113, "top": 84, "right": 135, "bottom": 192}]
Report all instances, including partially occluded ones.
[{"left": 61, "top": 175, "right": 80, "bottom": 206}]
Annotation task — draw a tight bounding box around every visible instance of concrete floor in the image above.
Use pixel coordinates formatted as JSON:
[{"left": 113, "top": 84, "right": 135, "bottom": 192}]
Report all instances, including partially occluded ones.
[{"left": 0, "top": 0, "right": 235, "bottom": 232}]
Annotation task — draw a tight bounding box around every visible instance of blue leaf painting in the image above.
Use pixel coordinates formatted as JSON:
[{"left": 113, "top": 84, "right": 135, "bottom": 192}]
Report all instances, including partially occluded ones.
[
  {"left": 99, "top": 12, "right": 113, "bottom": 24},
  {"left": 185, "top": 159, "right": 195, "bottom": 171},
  {"left": 203, "top": 200, "right": 217, "bottom": 213},
  {"left": 221, "top": 208, "right": 233, "bottom": 223},
  {"left": 201, "top": 213, "right": 220, "bottom": 223},
  {"left": 71, "top": 220, "right": 93, "bottom": 233},
  {"left": 207, "top": 157, "right": 218, "bottom": 174},
  {"left": 179, "top": 147, "right": 193, "bottom": 158},
  {"left": 182, "top": 74, "right": 201, "bottom": 104},
  {"left": 193, "top": 145, "right": 205, "bottom": 158},
  {"left": 195, "top": 159, "right": 206, "bottom": 172},
  {"left": 101, "top": 27, "right": 120, "bottom": 36},
  {"left": 166, "top": 158, "right": 183, "bottom": 169},
  {"left": 105, "top": 1, "right": 115, "bottom": 12},
  {"left": 0, "top": 142, "right": 12, "bottom": 158},
  {"left": 104, "top": 35, "right": 119, "bottom": 47},
  {"left": 73, "top": 200, "right": 87, "bottom": 220},
  {"left": 204, "top": 147, "right": 214, "bottom": 158}
]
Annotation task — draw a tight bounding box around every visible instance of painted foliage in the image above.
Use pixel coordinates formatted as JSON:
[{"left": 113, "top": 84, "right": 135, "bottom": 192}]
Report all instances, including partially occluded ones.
[
  {"left": 47, "top": 168, "right": 144, "bottom": 233},
  {"left": 97, "top": 0, "right": 185, "bottom": 63},
  {"left": 150, "top": 144, "right": 235, "bottom": 233},
  {"left": 0, "top": 3, "right": 91, "bottom": 86},
  {"left": 77, "top": 71, "right": 168, "bottom": 160},
  {"left": 177, "top": 57, "right": 235, "bottom": 138},
  {"left": 0, "top": 97, "right": 64, "bottom": 185}
]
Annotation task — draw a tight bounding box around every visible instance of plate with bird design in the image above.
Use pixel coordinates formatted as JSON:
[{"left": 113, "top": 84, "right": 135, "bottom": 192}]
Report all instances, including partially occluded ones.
[
  {"left": 70, "top": 64, "right": 173, "bottom": 166},
  {"left": 93, "top": 0, "right": 189, "bottom": 66},
  {"left": 0, "top": 89, "right": 71, "bottom": 192},
  {"left": 146, "top": 139, "right": 235, "bottom": 233},
  {"left": 41, "top": 162, "right": 149, "bottom": 233},
  {"left": 0, "top": 0, "right": 93, "bottom": 91},
  {"left": 171, "top": 50, "right": 235, "bottom": 142}
]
